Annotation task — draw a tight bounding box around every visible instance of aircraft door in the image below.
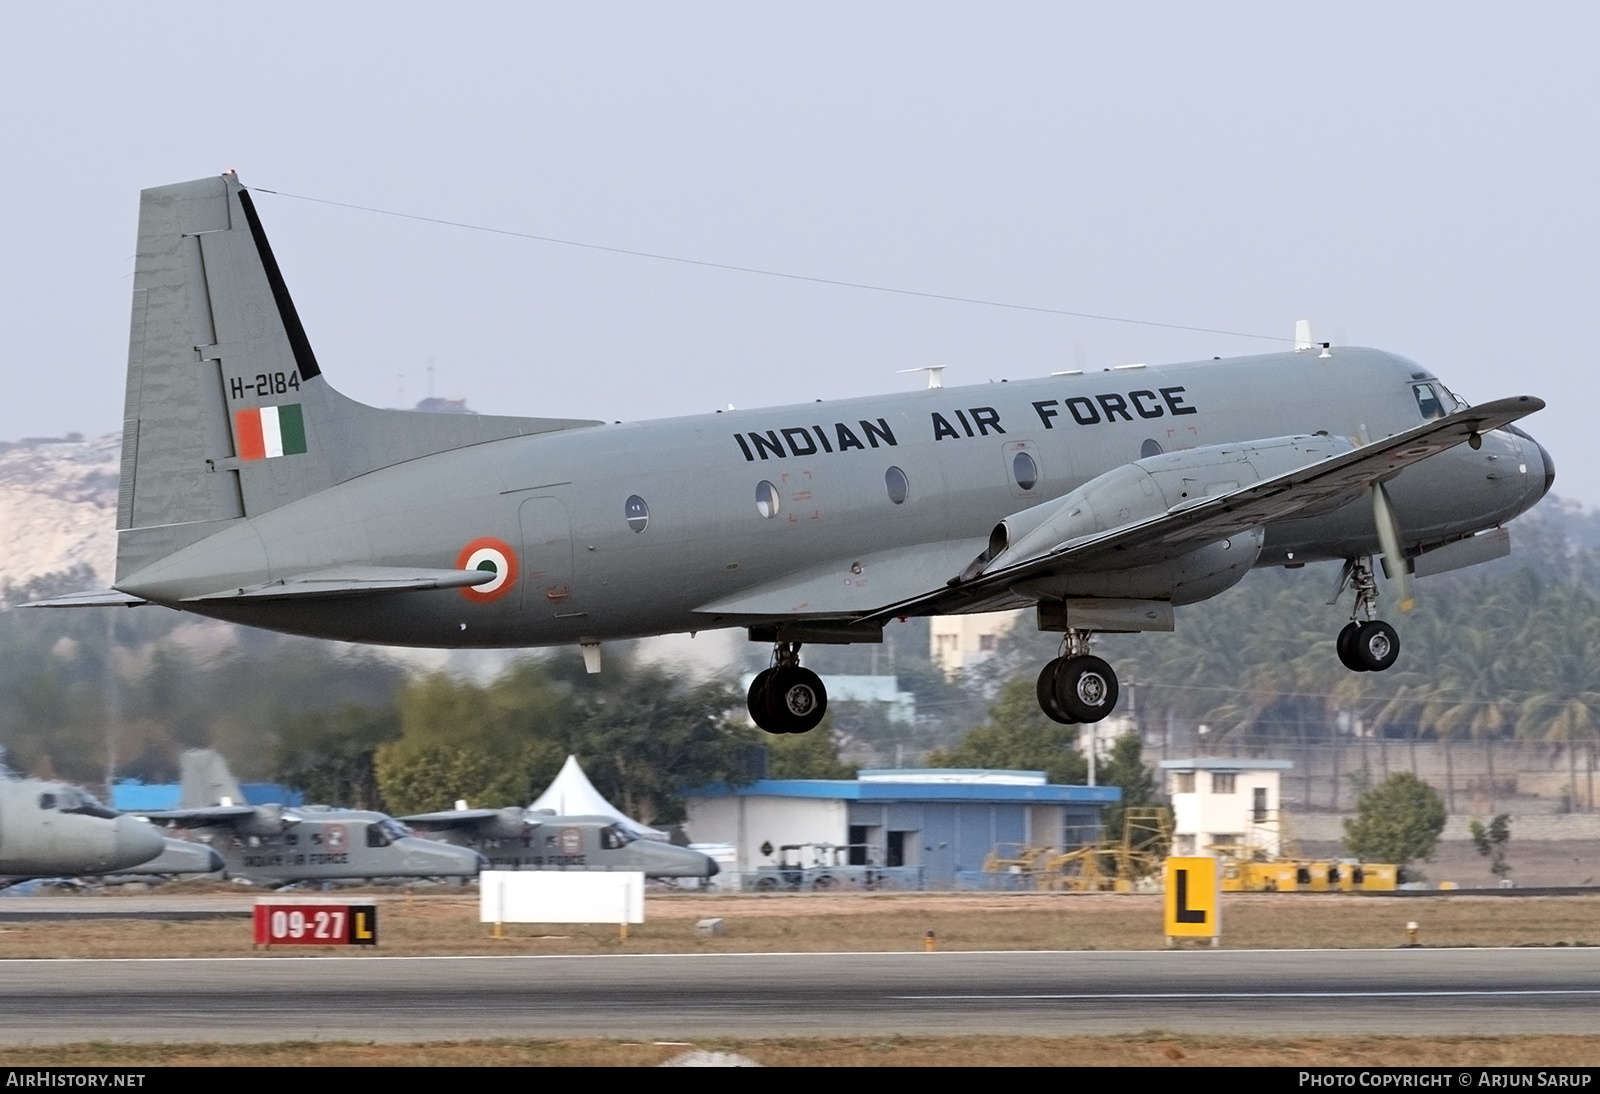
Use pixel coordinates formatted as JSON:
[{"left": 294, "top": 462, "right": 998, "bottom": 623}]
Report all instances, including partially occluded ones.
[{"left": 518, "top": 497, "right": 576, "bottom": 614}]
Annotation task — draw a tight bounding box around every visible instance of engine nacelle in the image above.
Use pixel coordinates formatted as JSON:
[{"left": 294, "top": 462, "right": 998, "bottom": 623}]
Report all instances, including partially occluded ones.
[
  {"left": 1014, "top": 526, "right": 1264, "bottom": 605},
  {"left": 982, "top": 433, "right": 1354, "bottom": 571}
]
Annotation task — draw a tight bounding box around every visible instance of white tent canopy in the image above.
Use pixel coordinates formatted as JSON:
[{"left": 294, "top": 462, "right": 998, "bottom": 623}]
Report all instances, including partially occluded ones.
[{"left": 528, "top": 755, "right": 669, "bottom": 840}]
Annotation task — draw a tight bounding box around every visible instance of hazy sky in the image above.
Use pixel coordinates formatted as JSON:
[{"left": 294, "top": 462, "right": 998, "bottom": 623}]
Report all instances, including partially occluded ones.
[{"left": 4, "top": 5, "right": 1596, "bottom": 502}]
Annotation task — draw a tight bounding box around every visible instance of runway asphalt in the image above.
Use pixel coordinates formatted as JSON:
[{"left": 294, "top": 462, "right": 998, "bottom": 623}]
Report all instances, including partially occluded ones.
[{"left": 1, "top": 948, "right": 1597, "bottom": 1043}]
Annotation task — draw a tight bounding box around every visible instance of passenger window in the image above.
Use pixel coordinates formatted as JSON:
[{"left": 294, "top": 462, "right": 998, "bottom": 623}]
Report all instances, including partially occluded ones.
[
  {"left": 884, "top": 466, "right": 909, "bottom": 504},
  {"left": 1413, "top": 383, "right": 1446, "bottom": 420},
  {"left": 755, "top": 480, "right": 781, "bottom": 519},
  {"left": 1012, "top": 451, "right": 1038, "bottom": 491},
  {"left": 1141, "top": 439, "right": 1163, "bottom": 459},
  {"left": 624, "top": 494, "right": 649, "bottom": 533}
]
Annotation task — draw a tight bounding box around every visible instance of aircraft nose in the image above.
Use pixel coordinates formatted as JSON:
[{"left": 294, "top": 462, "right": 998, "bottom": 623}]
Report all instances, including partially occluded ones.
[
  {"left": 114, "top": 816, "right": 165, "bottom": 868},
  {"left": 1534, "top": 437, "right": 1556, "bottom": 499},
  {"left": 401, "top": 838, "right": 485, "bottom": 877}
]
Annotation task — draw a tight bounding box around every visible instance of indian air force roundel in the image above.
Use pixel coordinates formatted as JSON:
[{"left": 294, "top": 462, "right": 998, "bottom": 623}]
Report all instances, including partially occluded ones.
[{"left": 456, "top": 538, "right": 518, "bottom": 602}]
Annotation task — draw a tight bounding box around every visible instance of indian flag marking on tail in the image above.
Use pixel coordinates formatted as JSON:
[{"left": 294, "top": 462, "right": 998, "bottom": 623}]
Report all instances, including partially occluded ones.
[{"left": 235, "top": 404, "right": 307, "bottom": 461}]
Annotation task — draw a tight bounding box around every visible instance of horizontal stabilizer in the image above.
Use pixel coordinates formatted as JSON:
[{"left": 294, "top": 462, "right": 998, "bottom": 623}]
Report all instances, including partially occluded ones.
[
  {"left": 182, "top": 566, "right": 495, "bottom": 602},
  {"left": 21, "top": 590, "right": 151, "bottom": 608}
]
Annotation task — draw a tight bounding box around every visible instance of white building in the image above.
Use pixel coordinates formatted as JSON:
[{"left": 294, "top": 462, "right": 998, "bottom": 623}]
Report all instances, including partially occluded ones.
[
  {"left": 1159, "top": 758, "right": 1293, "bottom": 859},
  {"left": 930, "top": 610, "right": 1022, "bottom": 676}
]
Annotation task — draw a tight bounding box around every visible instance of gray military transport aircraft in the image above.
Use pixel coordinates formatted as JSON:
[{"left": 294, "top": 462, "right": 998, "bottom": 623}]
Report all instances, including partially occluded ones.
[
  {"left": 32, "top": 173, "right": 1553, "bottom": 734},
  {"left": 399, "top": 805, "right": 719, "bottom": 878},
  {"left": 0, "top": 764, "right": 222, "bottom": 884},
  {"left": 134, "top": 750, "right": 485, "bottom": 885}
]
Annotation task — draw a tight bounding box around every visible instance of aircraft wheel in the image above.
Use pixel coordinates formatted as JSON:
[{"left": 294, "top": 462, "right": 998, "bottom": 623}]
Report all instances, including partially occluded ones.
[
  {"left": 754, "top": 875, "right": 780, "bottom": 891},
  {"left": 766, "top": 667, "right": 828, "bottom": 734},
  {"left": 1336, "top": 622, "right": 1368, "bottom": 672},
  {"left": 747, "top": 668, "right": 781, "bottom": 733},
  {"left": 1353, "top": 620, "right": 1400, "bottom": 672},
  {"left": 1052, "top": 655, "right": 1119, "bottom": 723},
  {"left": 1035, "top": 658, "right": 1077, "bottom": 724}
]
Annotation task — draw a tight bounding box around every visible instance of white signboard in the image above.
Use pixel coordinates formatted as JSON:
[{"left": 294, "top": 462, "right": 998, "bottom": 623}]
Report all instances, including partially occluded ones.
[{"left": 479, "top": 870, "right": 644, "bottom": 925}]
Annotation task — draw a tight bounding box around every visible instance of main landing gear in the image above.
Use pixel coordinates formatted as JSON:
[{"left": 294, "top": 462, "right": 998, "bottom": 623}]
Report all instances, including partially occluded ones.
[
  {"left": 749, "top": 642, "right": 829, "bottom": 735},
  {"left": 1035, "top": 630, "right": 1120, "bottom": 725},
  {"left": 1333, "top": 556, "right": 1401, "bottom": 673}
]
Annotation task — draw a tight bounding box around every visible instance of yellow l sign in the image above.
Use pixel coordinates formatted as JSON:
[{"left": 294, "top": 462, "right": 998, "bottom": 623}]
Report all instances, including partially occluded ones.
[{"left": 1164, "top": 857, "right": 1221, "bottom": 942}]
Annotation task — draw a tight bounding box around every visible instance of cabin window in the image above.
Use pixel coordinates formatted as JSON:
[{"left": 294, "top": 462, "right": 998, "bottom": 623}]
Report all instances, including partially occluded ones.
[
  {"left": 37, "top": 793, "right": 56, "bottom": 810},
  {"left": 756, "top": 480, "right": 781, "bottom": 519},
  {"left": 624, "top": 494, "right": 650, "bottom": 533},
  {"left": 1012, "top": 451, "right": 1038, "bottom": 491},
  {"left": 885, "top": 466, "right": 909, "bottom": 504},
  {"left": 1412, "top": 383, "right": 1446, "bottom": 420},
  {"left": 1141, "top": 438, "right": 1163, "bottom": 459}
]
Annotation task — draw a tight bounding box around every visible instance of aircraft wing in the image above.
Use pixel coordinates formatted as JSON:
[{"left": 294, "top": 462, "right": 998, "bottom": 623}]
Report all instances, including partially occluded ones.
[
  {"left": 135, "top": 805, "right": 268, "bottom": 827},
  {"left": 398, "top": 809, "right": 509, "bottom": 832},
  {"left": 865, "top": 394, "right": 1545, "bottom": 622},
  {"left": 181, "top": 565, "right": 495, "bottom": 602}
]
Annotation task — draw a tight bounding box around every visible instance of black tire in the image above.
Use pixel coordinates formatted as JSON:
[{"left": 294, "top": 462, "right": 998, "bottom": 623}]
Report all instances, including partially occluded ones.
[
  {"left": 1354, "top": 620, "right": 1400, "bottom": 672},
  {"left": 747, "top": 668, "right": 781, "bottom": 733},
  {"left": 1035, "top": 658, "right": 1077, "bottom": 724},
  {"left": 1052, "top": 655, "right": 1119, "bottom": 723},
  {"left": 767, "top": 666, "right": 828, "bottom": 733},
  {"left": 1336, "top": 621, "right": 1368, "bottom": 672}
]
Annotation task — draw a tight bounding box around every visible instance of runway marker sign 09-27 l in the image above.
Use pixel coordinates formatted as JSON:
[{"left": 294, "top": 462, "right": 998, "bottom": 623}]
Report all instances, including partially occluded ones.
[{"left": 253, "top": 901, "right": 378, "bottom": 947}]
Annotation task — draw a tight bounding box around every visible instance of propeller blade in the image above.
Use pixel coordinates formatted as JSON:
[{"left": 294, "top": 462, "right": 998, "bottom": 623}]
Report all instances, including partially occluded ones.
[{"left": 1371, "top": 483, "right": 1415, "bottom": 612}]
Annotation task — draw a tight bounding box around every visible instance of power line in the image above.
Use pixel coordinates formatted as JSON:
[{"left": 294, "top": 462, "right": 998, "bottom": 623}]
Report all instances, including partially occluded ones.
[{"left": 251, "top": 187, "right": 1289, "bottom": 344}]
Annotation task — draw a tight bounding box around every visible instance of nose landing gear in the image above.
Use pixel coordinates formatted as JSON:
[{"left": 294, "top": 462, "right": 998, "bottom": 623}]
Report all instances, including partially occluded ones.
[
  {"left": 1035, "top": 630, "right": 1120, "bottom": 725},
  {"left": 748, "top": 641, "right": 829, "bottom": 734},
  {"left": 1333, "top": 556, "right": 1401, "bottom": 672}
]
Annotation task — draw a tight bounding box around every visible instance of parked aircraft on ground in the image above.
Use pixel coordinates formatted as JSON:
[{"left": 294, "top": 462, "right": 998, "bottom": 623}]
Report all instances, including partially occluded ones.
[
  {"left": 0, "top": 766, "right": 219, "bottom": 883},
  {"left": 401, "top": 805, "right": 718, "bottom": 878},
  {"left": 33, "top": 174, "right": 1553, "bottom": 734},
  {"left": 133, "top": 750, "right": 484, "bottom": 884}
]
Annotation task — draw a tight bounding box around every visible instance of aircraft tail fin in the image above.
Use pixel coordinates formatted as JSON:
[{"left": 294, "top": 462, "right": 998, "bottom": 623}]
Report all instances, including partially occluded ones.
[
  {"left": 176, "top": 749, "right": 246, "bottom": 810},
  {"left": 115, "top": 173, "right": 601, "bottom": 583}
]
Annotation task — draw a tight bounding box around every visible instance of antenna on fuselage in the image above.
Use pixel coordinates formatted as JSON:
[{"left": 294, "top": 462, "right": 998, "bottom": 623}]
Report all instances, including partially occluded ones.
[
  {"left": 1294, "top": 319, "right": 1333, "bottom": 358},
  {"left": 898, "top": 365, "right": 945, "bottom": 389}
]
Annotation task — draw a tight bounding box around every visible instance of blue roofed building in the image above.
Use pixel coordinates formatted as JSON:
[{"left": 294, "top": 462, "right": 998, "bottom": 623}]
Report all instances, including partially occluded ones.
[
  {"left": 111, "top": 779, "right": 303, "bottom": 812},
  {"left": 684, "top": 769, "right": 1119, "bottom": 890}
]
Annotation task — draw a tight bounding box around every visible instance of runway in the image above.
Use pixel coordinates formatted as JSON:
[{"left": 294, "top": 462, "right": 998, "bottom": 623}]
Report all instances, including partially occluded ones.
[{"left": 1, "top": 948, "right": 1597, "bottom": 1043}]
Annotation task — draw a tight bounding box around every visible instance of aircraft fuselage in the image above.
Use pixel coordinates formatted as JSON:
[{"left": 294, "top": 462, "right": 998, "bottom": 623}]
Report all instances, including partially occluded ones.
[{"left": 116, "top": 347, "right": 1549, "bottom": 648}]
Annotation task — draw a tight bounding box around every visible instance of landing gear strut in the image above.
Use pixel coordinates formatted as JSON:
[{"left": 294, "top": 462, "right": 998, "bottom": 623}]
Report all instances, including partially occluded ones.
[
  {"left": 748, "top": 642, "right": 829, "bottom": 734},
  {"left": 1035, "top": 630, "right": 1120, "bottom": 725},
  {"left": 1333, "top": 556, "right": 1401, "bottom": 672}
]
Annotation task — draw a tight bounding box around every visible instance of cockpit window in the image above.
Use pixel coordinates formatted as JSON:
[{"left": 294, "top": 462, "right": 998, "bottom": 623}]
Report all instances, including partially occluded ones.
[
  {"left": 58, "top": 789, "right": 117, "bottom": 819},
  {"left": 600, "top": 824, "right": 634, "bottom": 850},
  {"left": 1413, "top": 383, "right": 1447, "bottom": 420},
  {"left": 366, "top": 819, "right": 410, "bottom": 847}
]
